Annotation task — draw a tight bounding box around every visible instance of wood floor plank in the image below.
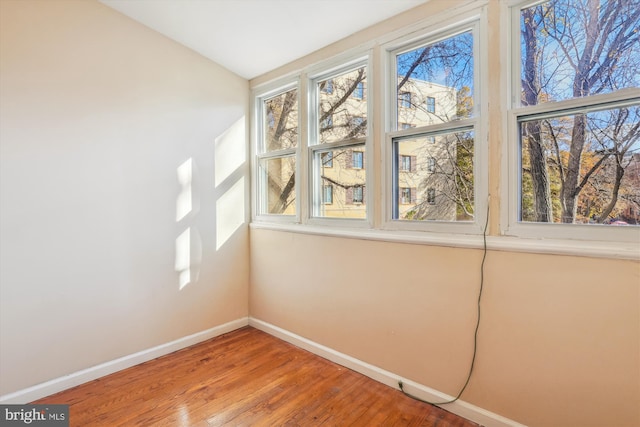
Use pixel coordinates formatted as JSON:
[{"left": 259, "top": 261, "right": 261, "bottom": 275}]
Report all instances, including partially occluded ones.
[{"left": 33, "top": 327, "right": 480, "bottom": 426}]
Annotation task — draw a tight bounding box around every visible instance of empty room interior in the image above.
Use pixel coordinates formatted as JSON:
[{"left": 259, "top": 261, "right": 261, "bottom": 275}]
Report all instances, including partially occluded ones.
[{"left": 1, "top": 0, "right": 639, "bottom": 426}]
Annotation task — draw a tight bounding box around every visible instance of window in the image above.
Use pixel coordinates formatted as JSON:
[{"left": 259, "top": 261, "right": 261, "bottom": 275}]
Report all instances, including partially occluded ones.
[
  {"left": 506, "top": 0, "right": 640, "bottom": 242},
  {"left": 399, "top": 92, "right": 412, "bottom": 108},
  {"left": 256, "top": 86, "right": 298, "bottom": 216},
  {"left": 322, "top": 151, "right": 333, "bottom": 168},
  {"left": 400, "top": 187, "right": 416, "bottom": 204},
  {"left": 321, "top": 114, "right": 333, "bottom": 131},
  {"left": 250, "top": 2, "right": 637, "bottom": 258},
  {"left": 352, "top": 151, "right": 364, "bottom": 169},
  {"left": 266, "top": 110, "right": 275, "bottom": 128},
  {"left": 323, "top": 185, "right": 333, "bottom": 204},
  {"left": 400, "top": 155, "right": 412, "bottom": 171},
  {"left": 352, "top": 81, "right": 364, "bottom": 99},
  {"left": 311, "top": 63, "right": 368, "bottom": 220},
  {"left": 391, "top": 26, "right": 479, "bottom": 225},
  {"left": 351, "top": 116, "right": 365, "bottom": 130},
  {"left": 351, "top": 186, "right": 364, "bottom": 204},
  {"left": 427, "top": 188, "right": 436, "bottom": 204},
  {"left": 321, "top": 79, "right": 333, "bottom": 94},
  {"left": 427, "top": 157, "right": 436, "bottom": 173},
  {"left": 426, "top": 96, "right": 436, "bottom": 113}
]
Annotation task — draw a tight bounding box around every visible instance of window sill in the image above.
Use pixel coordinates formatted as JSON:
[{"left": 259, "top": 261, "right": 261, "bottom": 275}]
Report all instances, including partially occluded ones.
[{"left": 249, "top": 221, "right": 640, "bottom": 260}]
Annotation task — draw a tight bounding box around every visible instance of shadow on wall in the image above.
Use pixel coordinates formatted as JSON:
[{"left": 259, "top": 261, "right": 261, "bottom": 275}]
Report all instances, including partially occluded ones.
[{"left": 175, "top": 116, "right": 247, "bottom": 290}]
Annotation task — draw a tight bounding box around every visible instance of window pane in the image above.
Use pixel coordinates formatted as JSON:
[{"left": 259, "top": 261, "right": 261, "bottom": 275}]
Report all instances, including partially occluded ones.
[
  {"left": 260, "top": 156, "right": 296, "bottom": 215},
  {"left": 264, "top": 89, "right": 298, "bottom": 151},
  {"left": 393, "top": 130, "right": 474, "bottom": 221},
  {"left": 520, "top": 0, "right": 640, "bottom": 106},
  {"left": 396, "top": 31, "right": 474, "bottom": 129},
  {"left": 318, "top": 67, "right": 367, "bottom": 144},
  {"left": 313, "top": 145, "right": 367, "bottom": 218},
  {"left": 520, "top": 105, "right": 640, "bottom": 225}
]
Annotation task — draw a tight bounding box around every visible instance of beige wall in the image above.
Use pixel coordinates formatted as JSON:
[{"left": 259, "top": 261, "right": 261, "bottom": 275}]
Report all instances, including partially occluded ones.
[
  {"left": 0, "top": 0, "right": 249, "bottom": 395},
  {"left": 249, "top": 1, "right": 640, "bottom": 426},
  {"left": 250, "top": 230, "right": 639, "bottom": 427}
]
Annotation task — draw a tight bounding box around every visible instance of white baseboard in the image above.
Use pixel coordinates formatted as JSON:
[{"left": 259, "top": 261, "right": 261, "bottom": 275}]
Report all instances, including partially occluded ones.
[
  {"left": 0, "top": 317, "right": 249, "bottom": 404},
  {"left": 249, "top": 317, "right": 527, "bottom": 427}
]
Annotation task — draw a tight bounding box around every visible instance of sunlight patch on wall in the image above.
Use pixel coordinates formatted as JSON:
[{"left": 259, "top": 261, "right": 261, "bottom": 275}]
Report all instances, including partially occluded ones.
[
  {"left": 215, "top": 117, "right": 246, "bottom": 187},
  {"left": 176, "top": 158, "right": 193, "bottom": 222},
  {"left": 175, "top": 227, "right": 191, "bottom": 289},
  {"left": 216, "top": 177, "right": 245, "bottom": 250},
  {"left": 174, "top": 226, "right": 203, "bottom": 290}
]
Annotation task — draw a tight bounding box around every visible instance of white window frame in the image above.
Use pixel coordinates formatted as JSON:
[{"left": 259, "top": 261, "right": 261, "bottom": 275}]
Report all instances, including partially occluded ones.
[
  {"left": 502, "top": 0, "right": 640, "bottom": 244},
  {"left": 307, "top": 54, "right": 373, "bottom": 228},
  {"left": 382, "top": 15, "right": 488, "bottom": 235},
  {"left": 252, "top": 78, "right": 301, "bottom": 223}
]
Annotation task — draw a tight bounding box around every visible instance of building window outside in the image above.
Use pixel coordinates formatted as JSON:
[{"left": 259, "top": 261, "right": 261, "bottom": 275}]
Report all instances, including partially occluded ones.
[
  {"left": 427, "top": 157, "right": 436, "bottom": 173},
  {"left": 352, "top": 151, "right": 364, "bottom": 169},
  {"left": 352, "top": 81, "right": 364, "bottom": 99},
  {"left": 353, "top": 186, "right": 364, "bottom": 203},
  {"left": 400, "top": 155, "right": 411, "bottom": 171},
  {"left": 321, "top": 114, "right": 333, "bottom": 131},
  {"left": 321, "top": 79, "right": 333, "bottom": 94},
  {"left": 323, "top": 185, "right": 333, "bottom": 204},
  {"left": 427, "top": 188, "right": 436, "bottom": 204},
  {"left": 426, "top": 96, "right": 436, "bottom": 113},
  {"left": 400, "top": 187, "right": 414, "bottom": 204},
  {"left": 351, "top": 116, "right": 365, "bottom": 130},
  {"left": 400, "top": 92, "right": 412, "bottom": 108},
  {"left": 322, "top": 151, "right": 333, "bottom": 168}
]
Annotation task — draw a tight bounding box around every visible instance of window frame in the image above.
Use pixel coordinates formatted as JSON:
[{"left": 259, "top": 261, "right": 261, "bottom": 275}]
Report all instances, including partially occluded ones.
[
  {"left": 502, "top": 0, "right": 640, "bottom": 244},
  {"left": 382, "top": 18, "right": 488, "bottom": 235}
]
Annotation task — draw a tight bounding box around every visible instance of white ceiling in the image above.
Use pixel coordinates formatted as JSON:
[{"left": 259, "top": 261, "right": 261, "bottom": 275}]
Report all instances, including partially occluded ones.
[{"left": 99, "top": 0, "right": 428, "bottom": 80}]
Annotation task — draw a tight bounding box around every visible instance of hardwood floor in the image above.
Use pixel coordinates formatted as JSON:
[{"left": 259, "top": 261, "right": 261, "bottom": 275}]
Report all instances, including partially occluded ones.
[{"left": 34, "top": 327, "right": 480, "bottom": 426}]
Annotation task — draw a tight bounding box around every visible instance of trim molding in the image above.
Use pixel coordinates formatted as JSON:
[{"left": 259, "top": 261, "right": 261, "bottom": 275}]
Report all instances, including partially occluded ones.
[
  {"left": 249, "top": 317, "right": 527, "bottom": 427},
  {"left": 0, "top": 317, "right": 249, "bottom": 404}
]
